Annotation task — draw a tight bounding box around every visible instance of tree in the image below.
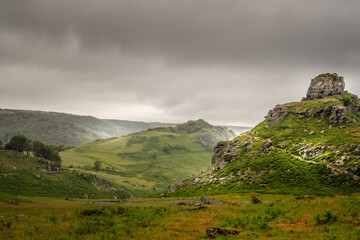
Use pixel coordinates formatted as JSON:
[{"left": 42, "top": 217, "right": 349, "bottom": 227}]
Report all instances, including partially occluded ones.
[
  {"left": 5, "top": 135, "right": 30, "bottom": 153},
  {"left": 0, "top": 139, "right": 3, "bottom": 149},
  {"left": 32, "top": 140, "right": 61, "bottom": 165},
  {"left": 94, "top": 160, "right": 102, "bottom": 170}
]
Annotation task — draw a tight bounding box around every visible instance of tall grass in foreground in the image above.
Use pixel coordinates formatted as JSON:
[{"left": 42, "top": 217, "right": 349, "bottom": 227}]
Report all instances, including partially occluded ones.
[{"left": 0, "top": 194, "right": 359, "bottom": 239}]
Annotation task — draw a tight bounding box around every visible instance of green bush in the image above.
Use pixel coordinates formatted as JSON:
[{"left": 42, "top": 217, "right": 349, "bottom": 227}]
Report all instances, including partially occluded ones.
[
  {"left": 94, "top": 160, "right": 102, "bottom": 170},
  {"left": 315, "top": 211, "right": 337, "bottom": 225}
]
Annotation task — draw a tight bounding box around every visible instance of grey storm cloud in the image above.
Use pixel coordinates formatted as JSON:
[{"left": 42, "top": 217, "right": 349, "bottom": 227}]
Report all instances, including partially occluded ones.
[{"left": 0, "top": 0, "right": 360, "bottom": 126}]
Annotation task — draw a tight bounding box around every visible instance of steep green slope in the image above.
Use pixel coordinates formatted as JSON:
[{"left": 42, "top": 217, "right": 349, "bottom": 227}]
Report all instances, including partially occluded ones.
[
  {"left": 61, "top": 120, "right": 235, "bottom": 197},
  {"left": 0, "top": 150, "right": 131, "bottom": 199},
  {"left": 167, "top": 92, "right": 360, "bottom": 196},
  {"left": 0, "top": 109, "right": 175, "bottom": 146}
]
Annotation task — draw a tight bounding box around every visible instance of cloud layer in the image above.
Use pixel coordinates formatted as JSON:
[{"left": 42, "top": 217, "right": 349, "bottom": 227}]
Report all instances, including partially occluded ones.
[{"left": 1, "top": 0, "right": 360, "bottom": 126}]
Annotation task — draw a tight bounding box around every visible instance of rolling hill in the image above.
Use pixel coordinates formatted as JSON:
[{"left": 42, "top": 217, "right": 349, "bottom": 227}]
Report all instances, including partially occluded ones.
[
  {"left": 0, "top": 109, "right": 176, "bottom": 146},
  {"left": 0, "top": 109, "right": 249, "bottom": 147},
  {"left": 166, "top": 73, "right": 360, "bottom": 196},
  {"left": 61, "top": 119, "right": 236, "bottom": 197}
]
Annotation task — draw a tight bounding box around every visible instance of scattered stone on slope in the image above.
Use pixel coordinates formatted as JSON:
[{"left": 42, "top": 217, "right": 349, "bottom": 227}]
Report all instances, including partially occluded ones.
[
  {"left": 258, "top": 139, "right": 273, "bottom": 154},
  {"left": 303, "top": 145, "right": 327, "bottom": 158},
  {"left": 266, "top": 104, "right": 288, "bottom": 125},
  {"left": 200, "top": 195, "right": 222, "bottom": 205},
  {"left": 305, "top": 73, "right": 345, "bottom": 100}
]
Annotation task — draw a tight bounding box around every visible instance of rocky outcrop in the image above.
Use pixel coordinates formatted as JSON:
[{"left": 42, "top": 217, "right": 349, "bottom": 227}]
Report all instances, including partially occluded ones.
[
  {"left": 212, "top": 140, "right": 241, "bottom": 169},
  {"left": 329, "top": 106, "right": 347, "bottom": 125},
  {"left": 37, "top": 158, "right": 61, "bottom": 171},
  {"left": 266, "top": 105, "right": 288, "bottom": 125},
  {"left": 305, "top": 73, "right": 345, "bottom": 100}
]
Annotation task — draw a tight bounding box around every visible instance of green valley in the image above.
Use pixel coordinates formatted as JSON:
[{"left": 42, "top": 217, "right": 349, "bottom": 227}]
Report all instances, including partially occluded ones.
[{"left": 61, "top": 119, "right": 235, "bottom": 197}]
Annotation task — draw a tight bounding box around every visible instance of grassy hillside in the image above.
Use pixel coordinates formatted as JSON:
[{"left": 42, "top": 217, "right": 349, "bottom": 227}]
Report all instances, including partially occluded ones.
[
  {"left": 0, "top": 109, "right": 176, "bottom": 146},
  {"left": 167, "top": 92, "right": 360, "bottom": 196},
  {"left": 61, "top": 120, "right": 235, "bottom": 197},
  {"left": 0, "top": 150, "right": 131, "bottom": 199}
]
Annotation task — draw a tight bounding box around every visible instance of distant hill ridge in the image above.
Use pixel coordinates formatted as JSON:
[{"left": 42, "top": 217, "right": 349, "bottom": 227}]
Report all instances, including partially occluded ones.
[
  {"left": 166, "top": 73, "right": 360, "bottom": 196},
  {"left": 0, "top": 109, "right": 176, "bottom": 146},
  {"left": 0, "top": 109, "right": 248, "bottom": 146}
]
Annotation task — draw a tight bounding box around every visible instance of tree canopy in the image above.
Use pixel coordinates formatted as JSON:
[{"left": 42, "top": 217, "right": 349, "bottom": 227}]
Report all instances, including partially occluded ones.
[
  {"left": 32, "top": 140, "right": 61, "bottom": 164},
  {"left": 5, "top": 135, "right": 30, "bottom": 153}
]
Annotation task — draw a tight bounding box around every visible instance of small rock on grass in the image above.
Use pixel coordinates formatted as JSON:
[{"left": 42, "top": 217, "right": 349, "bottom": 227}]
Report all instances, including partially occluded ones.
[{"left": 206, "top": 227, "right": 241, "bottom": 238}]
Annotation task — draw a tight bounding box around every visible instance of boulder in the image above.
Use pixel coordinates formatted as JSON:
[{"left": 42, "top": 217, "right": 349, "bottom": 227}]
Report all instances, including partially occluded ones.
[
  {"left": 200, "top": 195, "right": 208, "bottom": 204},
  {"left": 305, "top": 73, "right": 345, "bottom": 100},
  {"left": 206, "top": 227, "right": 241, "bottom": 238},
  {"left": 200, "top": 195, "right": 222, "bottom": 205},
  {"left": 252, "top": 196, "right": 262, "bottom": 204},
  {"left": 266, "top": 105, "right": 288, "bottom": 125}
]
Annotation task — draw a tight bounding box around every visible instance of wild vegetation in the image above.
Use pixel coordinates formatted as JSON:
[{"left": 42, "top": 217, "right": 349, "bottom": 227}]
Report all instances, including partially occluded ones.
[
  {"left": 61, "top": 120, "right": 235, "bottom": 197},
  {"left": 0, "top": 193, "right": 359, "bottom": 239}
]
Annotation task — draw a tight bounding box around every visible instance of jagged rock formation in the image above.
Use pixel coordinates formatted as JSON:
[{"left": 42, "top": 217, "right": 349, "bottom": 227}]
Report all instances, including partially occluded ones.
[
  {"left": 267, "top": 105, "right": 288, "bottom": 125},
  {"left": 212, "top": 140, "right": 241, "bottom": 168},
  {"left": 305, "top": 73, "right": 345, "bottom": 100},
  {"left": 265, "top": 74, "right": 359, "bottom": 126}
]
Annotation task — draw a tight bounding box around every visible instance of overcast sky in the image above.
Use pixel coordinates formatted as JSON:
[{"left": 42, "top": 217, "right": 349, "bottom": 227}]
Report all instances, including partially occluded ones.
[{"left": 1, "top": 0, "right": 360, "bottom": 126}]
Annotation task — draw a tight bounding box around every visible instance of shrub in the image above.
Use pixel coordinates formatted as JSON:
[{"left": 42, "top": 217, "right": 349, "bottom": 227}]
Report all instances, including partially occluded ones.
[
  {"left": 0, "top": 219, "right": 12, "bottom": 230},
  {"left": 94, "top": 160, "right": 102, "bottom": 170},
  {"left": 315, "top": 211, "right": 337, "bottom": 225}
]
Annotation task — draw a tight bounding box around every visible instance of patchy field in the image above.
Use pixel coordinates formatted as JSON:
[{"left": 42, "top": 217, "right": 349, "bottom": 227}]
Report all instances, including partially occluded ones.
[{"left": 0, "top": 194, "right": 359, "bottom": 239}]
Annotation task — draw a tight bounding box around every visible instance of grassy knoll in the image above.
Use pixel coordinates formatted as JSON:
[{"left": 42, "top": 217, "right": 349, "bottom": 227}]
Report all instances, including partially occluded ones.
[
  {"left": 61, "top": 120, "right": 235, "bottom": 197},
  {"left": 0, "top": 151, "right": 131, "bottom": 199},
  {"left": 0, "top": 194, "right": 359, "bottom": 239}
]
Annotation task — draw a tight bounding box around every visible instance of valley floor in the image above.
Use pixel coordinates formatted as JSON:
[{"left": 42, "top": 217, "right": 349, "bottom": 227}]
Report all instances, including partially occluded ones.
[{"left": 0, "top": 194, "right": 359, "bottom": 239}]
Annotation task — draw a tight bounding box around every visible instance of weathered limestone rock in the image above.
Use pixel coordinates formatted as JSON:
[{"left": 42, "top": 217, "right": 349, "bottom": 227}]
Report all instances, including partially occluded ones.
[
  {"left": 329, "top": 106, "right": 347, "bottom": 125},
  {"left": 266, "top": 104, "right": 288, "bottom": 125},
  {"left": 305, "top": 73, "right": 345, "bottom": 100},
  {"left": 212, "top": 140, "right": 241, "bottom": 168}
]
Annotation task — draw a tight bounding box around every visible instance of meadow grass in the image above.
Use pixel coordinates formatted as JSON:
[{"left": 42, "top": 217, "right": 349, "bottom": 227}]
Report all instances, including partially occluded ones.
[{"left": 0, "top": 194, "right": 359, "bottom": 239}]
